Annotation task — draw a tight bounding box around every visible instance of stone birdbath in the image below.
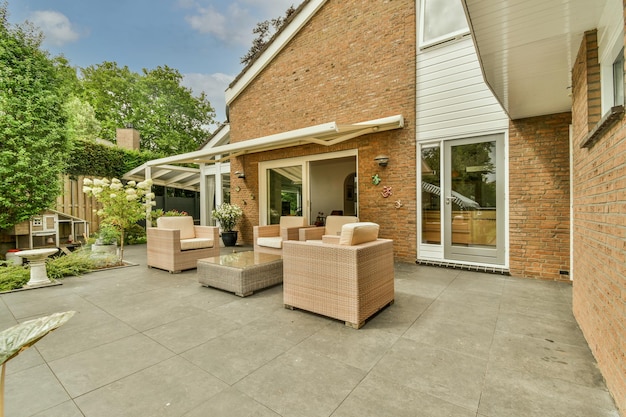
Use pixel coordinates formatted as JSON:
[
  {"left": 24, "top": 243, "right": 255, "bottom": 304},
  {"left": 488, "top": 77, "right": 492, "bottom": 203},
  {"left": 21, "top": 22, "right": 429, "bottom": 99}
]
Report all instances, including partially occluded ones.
[{"left": 16, "top": 248, "right": 59, "bottom": 287}]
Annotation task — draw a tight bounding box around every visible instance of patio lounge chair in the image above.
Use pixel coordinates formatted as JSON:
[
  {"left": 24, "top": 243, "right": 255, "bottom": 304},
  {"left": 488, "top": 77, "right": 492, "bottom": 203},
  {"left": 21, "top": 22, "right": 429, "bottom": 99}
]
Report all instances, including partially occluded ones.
[
  {"left": 147, "top": 216, "right": 219, "bottom": 273},
  {"left": 253, "top": 216, "right": 308, "bottom": 255},
  {"left": 298, "top": 215, "right": 359, "bottom": 241},
  {"left": 283, "top": 222, "right": 394, "bottom": 329}
]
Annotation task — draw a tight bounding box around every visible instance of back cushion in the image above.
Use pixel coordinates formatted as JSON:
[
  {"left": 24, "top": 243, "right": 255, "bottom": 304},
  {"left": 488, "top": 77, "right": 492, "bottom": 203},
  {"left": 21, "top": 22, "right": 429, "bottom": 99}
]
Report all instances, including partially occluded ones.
[
  {"left": 339, "top": 222, "right": 379, "bottom": 246},
  {"left": 325, "top": 216, "right": 359, "bottom": 236},
  {"left": 157, "top": 216, "right": 196, "bottom": 240},
  {"left": 279, "top": 216, "right": 307, "bottom": 228}
]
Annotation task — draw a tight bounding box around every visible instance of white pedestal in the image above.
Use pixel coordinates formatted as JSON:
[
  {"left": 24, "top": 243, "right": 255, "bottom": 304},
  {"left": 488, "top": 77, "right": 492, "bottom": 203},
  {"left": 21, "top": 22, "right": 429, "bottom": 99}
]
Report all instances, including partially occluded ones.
[{"left": 16, "top": 248, "right": 59, "bottom": 287}]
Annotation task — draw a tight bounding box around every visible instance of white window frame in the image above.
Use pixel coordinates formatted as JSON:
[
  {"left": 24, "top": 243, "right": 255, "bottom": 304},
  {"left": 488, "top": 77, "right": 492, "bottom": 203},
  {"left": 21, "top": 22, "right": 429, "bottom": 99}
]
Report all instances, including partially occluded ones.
[
  {"left": 258, "top": 149, "right": 358, "bottom": 226},
  {"left": 418, "top": 0, "right": 470, "bottom": 48},
  {"left": 599, "top": 1, "right": 625, "bottom": 115}
]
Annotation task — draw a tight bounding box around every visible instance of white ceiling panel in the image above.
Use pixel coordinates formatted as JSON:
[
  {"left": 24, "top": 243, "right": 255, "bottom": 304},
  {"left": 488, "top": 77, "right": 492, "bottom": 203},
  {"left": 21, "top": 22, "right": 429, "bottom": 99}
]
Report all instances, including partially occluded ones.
[{"left": 464, "top": 0, "right": 607, "bottom": 119}]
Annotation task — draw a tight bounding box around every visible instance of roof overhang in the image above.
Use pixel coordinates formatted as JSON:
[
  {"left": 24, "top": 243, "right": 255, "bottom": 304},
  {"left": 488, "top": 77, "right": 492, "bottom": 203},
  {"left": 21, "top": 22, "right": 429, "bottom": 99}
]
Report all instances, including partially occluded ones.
[
  {"left": 124, "top": 164, "right": 201, "bottom": 191},
  {"left": 463, "top": 0, "right": 607, "bottom": 119}
]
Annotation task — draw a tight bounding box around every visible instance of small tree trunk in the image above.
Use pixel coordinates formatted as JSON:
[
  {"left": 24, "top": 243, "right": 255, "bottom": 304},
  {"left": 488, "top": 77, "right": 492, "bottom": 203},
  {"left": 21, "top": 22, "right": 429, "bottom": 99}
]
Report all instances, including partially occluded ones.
[{"left": 119, "top": 227, "right": 125, "bottom": 264}]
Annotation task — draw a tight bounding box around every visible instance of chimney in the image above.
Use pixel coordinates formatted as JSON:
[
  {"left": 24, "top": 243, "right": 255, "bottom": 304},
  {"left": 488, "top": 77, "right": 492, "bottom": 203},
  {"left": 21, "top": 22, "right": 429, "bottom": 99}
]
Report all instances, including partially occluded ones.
[{"left": 116, "top": 125, "right": 140, "bottom": 151}]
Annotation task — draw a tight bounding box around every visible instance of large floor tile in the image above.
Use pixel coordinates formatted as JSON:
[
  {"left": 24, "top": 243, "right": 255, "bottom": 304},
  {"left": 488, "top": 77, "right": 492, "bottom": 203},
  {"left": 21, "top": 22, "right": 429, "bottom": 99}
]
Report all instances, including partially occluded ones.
[
  {"left": 371, "top": 338, "right": 487, "bottom": 410},
  {"left": 420, "top": 297, "right": 500, "bottom": 329},
  {"left": 479, "top": 365, "right": 619, "bottom": 417},
  {"left": 404, "top": 315, "right": 494, "bottom": 359},
  {"left": 236, "top": 348, "right": 366, "bottom": 417},
  {"left": 35, "top": 308, "right": 138, "bottom": 361},
  {"left": 296, "top": 323, "right": 399, "bottom": 371},
  {"left": 48, "top": 333, "right": 174, "bottom": 397},
  {"left": 31, "top": 400, "right": 85, "bottom": 417},
  {"left": 489, "top": 330, "right": 606, "bottom": 388},
  {"left": 144, "top": 310, "right": 240, "bottom": 353},
  {"left": 74, "top": 356, "right": 228, "bottom": 417},
  {"left": 5, "top": 364, "right": 71, "bottom": 417},
  {"left": 332, "top": 374, "right": 476, "bottom": 417},
  {"left": 183, "top": 387, "right": 281, "bottom": 417},
  {"left": 182, "top": 326, "right": 294, "bottom": 384},
  {"left": 364, "top": 292, "right": 433, "bottom": 334},
  {"left": 496, "top": 309, "right": 588, "bottom": 347}
]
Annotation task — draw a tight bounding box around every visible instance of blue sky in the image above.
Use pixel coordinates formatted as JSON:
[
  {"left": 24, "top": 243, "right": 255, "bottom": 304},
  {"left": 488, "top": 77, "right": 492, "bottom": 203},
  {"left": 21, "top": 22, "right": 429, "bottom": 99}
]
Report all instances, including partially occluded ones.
[{"left": 6, "top": 0, "right": 299, "bottom": 126}]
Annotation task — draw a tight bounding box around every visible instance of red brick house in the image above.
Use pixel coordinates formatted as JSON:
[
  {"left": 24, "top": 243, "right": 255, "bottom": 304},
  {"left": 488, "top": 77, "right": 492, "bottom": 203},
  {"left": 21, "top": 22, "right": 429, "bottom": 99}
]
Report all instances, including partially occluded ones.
[{"left": 138, "top": 1, "right": 624, "bottom": 413}]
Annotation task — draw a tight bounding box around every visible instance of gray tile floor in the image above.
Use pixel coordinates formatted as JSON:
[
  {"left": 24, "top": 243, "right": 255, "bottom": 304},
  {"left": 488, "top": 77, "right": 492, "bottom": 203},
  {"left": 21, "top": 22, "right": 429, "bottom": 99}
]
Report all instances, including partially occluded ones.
[{"left": 1, "top": 244, "right": 619, "bottom": 417}]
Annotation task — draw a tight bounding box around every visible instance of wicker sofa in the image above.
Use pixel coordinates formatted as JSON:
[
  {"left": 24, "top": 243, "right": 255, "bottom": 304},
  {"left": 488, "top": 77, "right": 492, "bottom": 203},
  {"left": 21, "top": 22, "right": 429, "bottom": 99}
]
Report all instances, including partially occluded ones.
[
  {"left": 253, "top": 216, "right": 308, "bottom": 255},
  {"left": 298, "top": 215, "right": 359, "bottom": 241},
  {"left": 147, "top": 216, "right": 220, "bottom": 273},
  {"left": 283, "top": 222, "right": 394, "bottom": 329}
]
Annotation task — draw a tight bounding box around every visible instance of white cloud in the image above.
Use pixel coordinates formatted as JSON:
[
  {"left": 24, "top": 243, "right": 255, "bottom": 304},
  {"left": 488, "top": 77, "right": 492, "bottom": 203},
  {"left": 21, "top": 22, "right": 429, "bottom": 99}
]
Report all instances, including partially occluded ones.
[
  {"left": 29, "top": 10, "right": 81, "bottom": 47},
  {"left": 182, "top": 72, "right": 235, "bottom": 123},
  {"left": 182, "top": 1, "right": 301, "bottom": 46}
]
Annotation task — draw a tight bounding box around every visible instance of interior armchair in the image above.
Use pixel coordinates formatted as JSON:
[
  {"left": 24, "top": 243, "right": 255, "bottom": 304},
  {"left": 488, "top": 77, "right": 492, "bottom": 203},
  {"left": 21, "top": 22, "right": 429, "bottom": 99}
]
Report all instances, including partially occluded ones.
[
  {"left": 299, "top": 215, "right": 359, "bottom": 241},
  {"left": 283, "top": 222, "right": 395, "bottom": 329},
  {"left": 253, "top": 216, "right": 308, "bottom": 255},
  {"left": 147, "top": 216, "right": 220, "bottom": 273}
]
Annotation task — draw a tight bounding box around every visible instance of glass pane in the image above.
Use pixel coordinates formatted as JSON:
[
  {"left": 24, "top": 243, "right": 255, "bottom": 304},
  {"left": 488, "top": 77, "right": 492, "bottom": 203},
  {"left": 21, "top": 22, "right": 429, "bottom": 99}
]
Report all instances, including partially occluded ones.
[
  {"left": 221, "top": 173, "right": 230, "bottom": 204},
  {"left": 267, "top": 166, "right": 302, "bottom": 224},
  {"left": 449, "top": 141, "right": 497, "bottom": 247},
  {"left": 421, "top": 146, "right": 441, "bottom": 244},
  {"left": 613, "top": 48, "right": 624, "bottom": 106},
  {"left": 422, "top": 0, "right": 469, "bottom": 44}
]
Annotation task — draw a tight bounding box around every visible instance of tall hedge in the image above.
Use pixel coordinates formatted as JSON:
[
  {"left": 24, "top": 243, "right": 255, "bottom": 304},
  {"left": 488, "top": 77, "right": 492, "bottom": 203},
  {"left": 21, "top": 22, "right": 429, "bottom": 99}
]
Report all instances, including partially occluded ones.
[{"left": 65, "top": 140, "right": 163, "bottom": 179}]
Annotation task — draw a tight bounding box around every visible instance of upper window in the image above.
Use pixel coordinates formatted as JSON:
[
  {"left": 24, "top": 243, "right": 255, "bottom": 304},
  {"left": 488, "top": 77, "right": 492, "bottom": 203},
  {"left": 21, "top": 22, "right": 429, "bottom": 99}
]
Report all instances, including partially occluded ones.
[{"left": 420, "top": 0, "right": 469, "bottom": 47}]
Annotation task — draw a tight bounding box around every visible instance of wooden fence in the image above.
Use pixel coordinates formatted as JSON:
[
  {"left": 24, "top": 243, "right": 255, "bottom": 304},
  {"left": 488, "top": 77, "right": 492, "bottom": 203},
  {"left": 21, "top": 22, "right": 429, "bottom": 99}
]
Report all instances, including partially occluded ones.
[{"left": 55, "top": 175, "right": 102, "bottom": 236}]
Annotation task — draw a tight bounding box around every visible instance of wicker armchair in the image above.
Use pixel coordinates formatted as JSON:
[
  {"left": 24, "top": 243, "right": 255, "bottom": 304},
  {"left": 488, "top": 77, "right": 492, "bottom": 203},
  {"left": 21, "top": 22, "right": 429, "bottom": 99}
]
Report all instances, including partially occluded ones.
[
  {"left": 147, "top": 216, "right": 220, "bottom": 273},
  {"left": 299, "top": 215, "right": 359, "bottom": 241},
  {"left": 253, "top": 216, "right": 308, "bottom": 255},
  {"left": 283, "top": 222, "right": 394, "bottom": 329}
]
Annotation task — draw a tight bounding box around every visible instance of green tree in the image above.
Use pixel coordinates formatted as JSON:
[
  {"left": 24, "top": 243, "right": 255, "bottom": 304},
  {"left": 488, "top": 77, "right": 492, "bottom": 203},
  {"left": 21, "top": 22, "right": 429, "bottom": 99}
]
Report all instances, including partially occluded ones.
[
  {"left": 64, "top": 97, "right": 101, "bottom": 141},
  {"left": 82, "top": 177, "right": 154, "bottom": 263},
  {"left": 0, "top": 3, "right": 69, "bottom": 229},
  {"left": 80, "top": 62, "right": 215, "bottom": 155},
  {"left": 241, "top": 5, "right": 296, "bottom": 66}
]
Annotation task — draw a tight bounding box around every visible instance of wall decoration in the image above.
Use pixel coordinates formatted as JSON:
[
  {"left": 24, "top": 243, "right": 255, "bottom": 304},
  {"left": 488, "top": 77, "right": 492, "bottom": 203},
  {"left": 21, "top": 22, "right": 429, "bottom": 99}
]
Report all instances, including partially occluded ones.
[
  {"left": 394, "top": 200, "right": 403, "bottom": 209},
  {"left": 381, "top": 186, "right": 393, "bottom": 198},
  {"left": 371, "top": 174, "right": 381, "bottom": 185}
]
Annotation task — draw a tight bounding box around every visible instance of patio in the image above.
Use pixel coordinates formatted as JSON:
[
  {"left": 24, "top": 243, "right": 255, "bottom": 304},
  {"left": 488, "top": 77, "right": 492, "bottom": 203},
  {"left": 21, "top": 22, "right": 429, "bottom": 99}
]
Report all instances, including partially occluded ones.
[{"left": 1, "top": 244, "right": 618, "bottom": 417}]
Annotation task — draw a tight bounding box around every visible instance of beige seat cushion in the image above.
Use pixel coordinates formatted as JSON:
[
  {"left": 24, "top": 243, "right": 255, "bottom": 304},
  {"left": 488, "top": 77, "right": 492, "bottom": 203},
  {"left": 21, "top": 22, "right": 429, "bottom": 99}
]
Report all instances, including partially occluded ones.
[
  {"left": 257, "top": 236, "right": 283, "bottom": 249},
  {"left": 339, "top": 222, "right": 380, "bottom": 246},
  {"left": 279, "top": 216, "right": 307, "bottom": 228},
  {"left": 180, "top": 238, "right": 214, "bottom": 251},
  {"left": 157, "top": 216, "right": 196, "bottom": 239},
  {"left": 324, "top": 216, "right": 359, "bottom": 236}
]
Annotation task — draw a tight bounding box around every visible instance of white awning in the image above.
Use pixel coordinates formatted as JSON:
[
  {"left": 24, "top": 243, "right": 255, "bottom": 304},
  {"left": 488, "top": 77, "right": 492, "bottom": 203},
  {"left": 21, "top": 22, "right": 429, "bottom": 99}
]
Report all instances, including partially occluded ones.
[
  {"left": 145, "top": 114, "right": 403, "bottom": 166},
  {"left": 124, "top": 114, "right": 404, "bottom": 191}
]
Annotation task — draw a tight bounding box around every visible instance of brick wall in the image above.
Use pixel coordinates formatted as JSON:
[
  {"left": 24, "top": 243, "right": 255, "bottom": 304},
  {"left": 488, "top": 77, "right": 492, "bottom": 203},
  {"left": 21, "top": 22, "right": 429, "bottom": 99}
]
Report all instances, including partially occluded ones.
[
  {"left": 508, "top": 113, "right": 571, "bottom": 281},
  {"left": 228, "top": 0, "right": 417, "bottom": 261},
  {"left": 571, "top": 27, "right": 626, "bottom": 416}
]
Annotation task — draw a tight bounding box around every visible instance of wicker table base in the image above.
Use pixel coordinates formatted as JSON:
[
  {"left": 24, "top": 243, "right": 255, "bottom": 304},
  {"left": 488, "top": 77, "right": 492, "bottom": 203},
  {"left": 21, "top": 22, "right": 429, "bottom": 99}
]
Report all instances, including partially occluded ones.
[{"left": 198, "top": 251, "right": 283, "bottom": 297}]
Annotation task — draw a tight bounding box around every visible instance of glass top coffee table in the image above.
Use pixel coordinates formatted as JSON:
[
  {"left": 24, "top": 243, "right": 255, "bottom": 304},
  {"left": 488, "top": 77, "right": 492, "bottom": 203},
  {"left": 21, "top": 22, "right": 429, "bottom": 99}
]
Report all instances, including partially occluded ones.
[{"left": 197, "top": 251, "right": 283, "bottom": 297}]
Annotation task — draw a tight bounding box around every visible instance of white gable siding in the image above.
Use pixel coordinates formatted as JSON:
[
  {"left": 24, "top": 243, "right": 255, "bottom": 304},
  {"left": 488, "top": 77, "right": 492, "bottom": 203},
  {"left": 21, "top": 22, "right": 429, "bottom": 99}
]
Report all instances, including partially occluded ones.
[{"left": 416, "top": 37, "right": 508, "bottom": 141}]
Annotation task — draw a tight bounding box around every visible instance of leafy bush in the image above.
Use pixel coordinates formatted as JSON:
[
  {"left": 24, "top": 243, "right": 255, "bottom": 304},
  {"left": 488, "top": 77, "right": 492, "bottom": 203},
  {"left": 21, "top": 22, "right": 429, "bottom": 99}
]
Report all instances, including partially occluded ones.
[
  {"left": 46, "top": 250, "right": 98, "bottom": 280},
  {"left": 0, "top": 263, "right": 29, "bottom": 292},
  {"left": 0, "top": 249, "right": 123, "bottom": 292},
  {"left": 124, "top": 223, "right": 146, "bottom": 245}
]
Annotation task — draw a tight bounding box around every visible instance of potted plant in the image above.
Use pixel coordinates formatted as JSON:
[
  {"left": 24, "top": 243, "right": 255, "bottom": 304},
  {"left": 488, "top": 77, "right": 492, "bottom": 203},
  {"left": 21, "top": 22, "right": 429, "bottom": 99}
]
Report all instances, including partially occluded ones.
[
  {"left": 92, "top": 224, "right": 118, "bottom": 254},
  {"left": 211, "top": 203, "right": 243, "bottom": 246}
]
